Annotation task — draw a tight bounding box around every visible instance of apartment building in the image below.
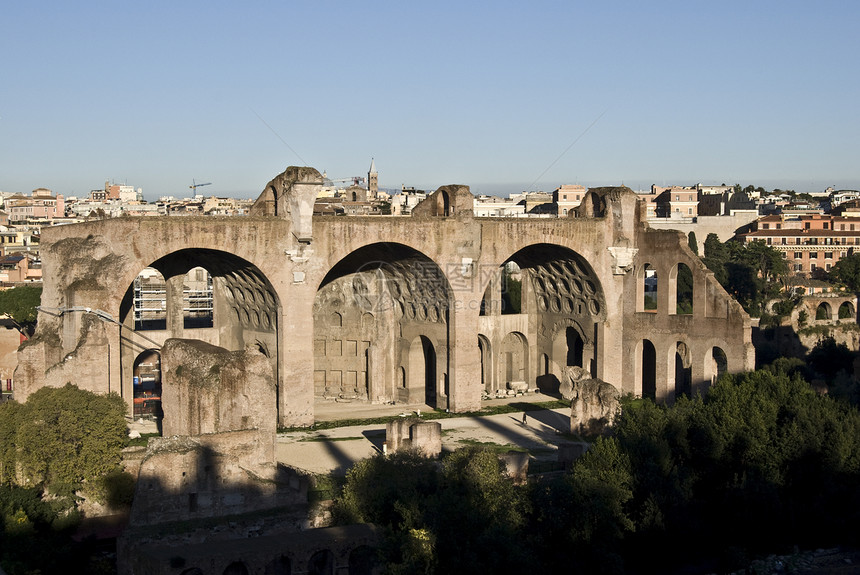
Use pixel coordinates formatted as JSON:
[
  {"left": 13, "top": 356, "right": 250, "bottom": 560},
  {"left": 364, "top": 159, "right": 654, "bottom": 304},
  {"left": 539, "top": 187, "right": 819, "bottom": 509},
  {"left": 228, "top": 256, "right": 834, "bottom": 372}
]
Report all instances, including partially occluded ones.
[{"left": 739, "top": 213, "right": 860, "bottom": 275}]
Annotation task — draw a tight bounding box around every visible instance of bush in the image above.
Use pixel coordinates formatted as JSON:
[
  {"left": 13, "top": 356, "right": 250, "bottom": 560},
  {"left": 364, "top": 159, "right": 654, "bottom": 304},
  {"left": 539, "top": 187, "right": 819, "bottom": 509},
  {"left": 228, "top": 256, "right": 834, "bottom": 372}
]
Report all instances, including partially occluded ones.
[{"left": 2, "top": 384, "right": 128, "bottom": 499}]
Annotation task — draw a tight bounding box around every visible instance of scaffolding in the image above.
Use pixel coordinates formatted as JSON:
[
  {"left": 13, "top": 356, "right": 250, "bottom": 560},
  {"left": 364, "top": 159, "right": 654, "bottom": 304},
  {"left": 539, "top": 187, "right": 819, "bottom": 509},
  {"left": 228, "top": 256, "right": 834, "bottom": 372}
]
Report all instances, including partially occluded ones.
[
  {"left": 133, "top": 274, "right": 167, "bottom": 330},
  {"left": 183, "top": 272, "right": 214, "bottom": 328},
  {"left": 132, "top": 268, "right": 214, "bottom": 330}
]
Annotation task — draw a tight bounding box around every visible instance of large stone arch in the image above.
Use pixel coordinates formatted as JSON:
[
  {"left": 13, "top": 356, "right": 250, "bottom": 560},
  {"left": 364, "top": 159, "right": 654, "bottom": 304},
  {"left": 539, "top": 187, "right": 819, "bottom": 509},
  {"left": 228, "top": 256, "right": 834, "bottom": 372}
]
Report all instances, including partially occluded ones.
[
  {"left": 116, "top": 248, "right": 281, "bottom": 423},
  {"left": 313, "top": 242, "right": 452, "bottom": 410},
  {"left": 479, "top": 242, "right": 608, "bottom": 391}
]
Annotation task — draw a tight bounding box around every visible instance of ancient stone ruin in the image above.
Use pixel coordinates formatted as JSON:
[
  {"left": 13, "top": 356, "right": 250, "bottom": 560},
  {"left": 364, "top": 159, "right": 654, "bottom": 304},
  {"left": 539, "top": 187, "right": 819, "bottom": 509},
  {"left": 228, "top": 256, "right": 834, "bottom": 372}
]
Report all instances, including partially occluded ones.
[{"left": 14, "top": 165, "right": 755, "bottom": 573}]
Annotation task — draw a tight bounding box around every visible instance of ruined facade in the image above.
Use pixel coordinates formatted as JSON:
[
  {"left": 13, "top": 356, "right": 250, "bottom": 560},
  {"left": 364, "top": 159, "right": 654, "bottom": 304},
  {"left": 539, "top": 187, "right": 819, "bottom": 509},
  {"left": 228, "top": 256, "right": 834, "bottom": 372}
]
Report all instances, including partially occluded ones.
[{"left": 17, "top": 166, "right": 754, "bottom": 429}]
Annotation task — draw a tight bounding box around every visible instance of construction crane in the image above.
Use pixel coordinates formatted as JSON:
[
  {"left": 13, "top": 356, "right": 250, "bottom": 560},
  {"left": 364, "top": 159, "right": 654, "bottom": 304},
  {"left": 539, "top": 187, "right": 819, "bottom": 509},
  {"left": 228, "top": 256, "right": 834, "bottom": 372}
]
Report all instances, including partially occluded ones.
[
  {"left": 328, "top": 176, "right": 366, "bottom": 186},
  {"left": 189, "top": 179, "right": 212, "bottom": 195}
]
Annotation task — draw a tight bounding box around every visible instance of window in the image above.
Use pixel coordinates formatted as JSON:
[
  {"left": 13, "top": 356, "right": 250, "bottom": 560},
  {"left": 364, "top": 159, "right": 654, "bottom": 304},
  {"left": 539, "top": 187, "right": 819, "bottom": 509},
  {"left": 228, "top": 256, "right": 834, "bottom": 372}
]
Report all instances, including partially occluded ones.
[
  {"left": 805, "top": 223, "right": 811, "bottom": 229},
  {"left": 794, "top": 264, "right": 803, "bottom": 271},
  {"left": 688, "top": 208, "right": 693, "bottom": 214},
  {"left": 781, "top": 238, "right": 786, "bottom": 245},
  {"left": 824, "top": 222, "right": 829, "bottom": 230},
  {"left": 767, "top": 238, "right": 772, "bottom": 245},
  {"left": 762, "top": 223, "right": 770, "bottom": 230},
  {"left": 810, "top": 252, "right": 818, "bottom": 259},
  {"left": 841, "top": 224, "right": 846, "bottom": 231},
  {"left": 841, "top": 251, "right": 847, "bottom": 258},
  {"left": 825, "top": 252, "right": 833, "bottom": 259},
  {"left": 777, "top": 223, "right": 782, "bottom": 229},
  {"left": 826, "top": 263, "right": 832, "bottom": 271},
  {"left": 676, "top": 195, "right": 680, "bottom": 201},
  {"left": 851, "top": 224, "right": 855, "bottom": 231},
  {"left": 811, "top": 263, "right": 817, "bottom": 271},
  {"left": 794, "top": 252, "right": 802, "bottom": 259}
]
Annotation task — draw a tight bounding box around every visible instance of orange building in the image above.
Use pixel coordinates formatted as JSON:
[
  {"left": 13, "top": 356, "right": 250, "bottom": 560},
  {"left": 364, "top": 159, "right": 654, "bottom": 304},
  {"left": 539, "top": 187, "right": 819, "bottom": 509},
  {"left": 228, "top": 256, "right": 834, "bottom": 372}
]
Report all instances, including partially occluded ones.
[{"left": 740, "top": 213, "right": 860, "bottom": 275}]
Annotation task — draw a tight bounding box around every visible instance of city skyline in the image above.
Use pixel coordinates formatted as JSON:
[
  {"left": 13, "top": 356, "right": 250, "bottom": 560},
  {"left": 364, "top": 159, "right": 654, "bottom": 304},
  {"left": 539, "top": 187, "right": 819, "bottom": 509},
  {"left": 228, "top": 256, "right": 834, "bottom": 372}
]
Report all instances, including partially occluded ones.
[{"left": 2, "top": 1, "right": 858, "bottom": 201}]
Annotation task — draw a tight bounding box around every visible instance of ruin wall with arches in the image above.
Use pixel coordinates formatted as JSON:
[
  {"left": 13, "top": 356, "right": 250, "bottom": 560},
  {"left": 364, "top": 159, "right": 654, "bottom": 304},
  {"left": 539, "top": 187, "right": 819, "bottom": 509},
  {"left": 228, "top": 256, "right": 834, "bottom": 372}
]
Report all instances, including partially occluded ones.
[{"left": 16, "top": 166, "right": 755, "bottom": 430}]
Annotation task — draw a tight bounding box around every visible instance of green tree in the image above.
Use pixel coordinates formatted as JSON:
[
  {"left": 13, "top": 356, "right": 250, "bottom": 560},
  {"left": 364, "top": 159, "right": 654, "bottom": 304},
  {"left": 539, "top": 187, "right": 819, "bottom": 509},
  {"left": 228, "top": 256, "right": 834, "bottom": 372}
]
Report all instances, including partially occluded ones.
[
  {"left": 0, "top": 285, "right": 42, "bottom": 327},
  {"left": 700, "top": 237, "right": 788, "bottom": 316},
  {"left": 10, "top": 384, "right": 127, "bottom": 497},
  {"left": 566, "top": 436, "right": 634, "bottom": 574},
  {"left": 703, "top": 233, "right": 728, "bottom": 261},
  {"left": 687, "top": 231, "right": 698, "bottom": 255},
  {"left": 676, "top": 264, "right": 694, "bottom": 314},
  {"left": 806, "top": 336, "right": 855, "bottom": 382},
  {"left": 501, "top": 271, "right": 521, "bottom": 314},
  {"left": 829, "top": 252, "right": 860, "bottom": 291}
]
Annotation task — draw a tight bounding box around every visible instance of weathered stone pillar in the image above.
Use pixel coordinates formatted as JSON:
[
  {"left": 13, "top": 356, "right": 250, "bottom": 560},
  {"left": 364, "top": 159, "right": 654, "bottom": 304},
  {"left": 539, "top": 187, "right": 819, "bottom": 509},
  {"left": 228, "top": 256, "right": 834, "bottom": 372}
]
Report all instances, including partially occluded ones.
[
  {"left": 485, "top": 267, "right": 502, "bottom": 316},
  {"left": 104, "top": 320, "right": 122, "bottom": 398},
  {"left": 165, "top": 274, "right": 185, "bottom": 338},
  {"left": 278, "top": 282, "right": 315, "bottom": 427},
  {"left": 447, "top": 296, "right": 481, "bottom": 413},
  {"left": 691, "top": 344, "right": 708, "bottom": 397}
]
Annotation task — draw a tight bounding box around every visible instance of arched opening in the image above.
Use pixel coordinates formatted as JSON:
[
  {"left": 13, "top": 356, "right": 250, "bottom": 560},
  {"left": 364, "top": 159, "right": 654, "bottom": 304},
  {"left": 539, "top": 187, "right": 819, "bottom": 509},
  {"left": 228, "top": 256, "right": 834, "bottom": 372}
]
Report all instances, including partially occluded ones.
[
  {"left": 643, "top": 264, "right": 658, "bottom": 311},
  {"left": 421, "top": 337, "right": 437, "bottom": 406},
  {"left": 499, "top": 332, "right": 528, "bottom": 389},
  {"left": 352, "top": 191, "right": 357, "bottom": 202},
  {"left": 133, "top": 267, "right": 167, "bottom": 330},
  {"left": 437, "top": 190, "right": 451, "bottom": 216},
  {"left": 486, "top": 243, "right": 607, "bottom": 390},
  {"left": 816, "top": 302, "right": 832, "bottom": 321},
  {"left": 478, "top": 335, "right": 492, "bottom": 393},
  {"left": 223, "top": 562, "right": 250, "bottom": 575},
  {"left": 349, "top": 545, "right": 377, "bottom": 575},
  {"left": 642, "top": 339, "right": 656, "bottom": 400},
  {"left": 839, "top": 301, "right": 855, "bottom": 320},
  {"left": 711, "top": 346, "right": 728, "bottom": 384},
  {"left": 407, "top": 335, "right": 439, "bottom": 408},
  {"left": 308, "top": 549, "right": 335, "bottom": 575},
  {"left": 566, "top": 326, "right": 584, "bottom": 367},
  {"left": 501, "top": 262, "right": 522, "bottom": 314},
  {"left": 315, "top": 243, "right": 450, "bottom": 409},
  {"left": 132, "top": 349, "right": 162, "bottom": 425},
  {"left": 674, "top": 341, "right": 692, "bottom": 399},
  {"left": 183, "top": 266, "right": 213, "bottom": 328},
  {"left": 675, "top": 263, "right": 693, "bottom": 315},
  {"left": 119, "top": 249, "right": 281, "bottom": 425},
  {"left": 265, "top": 555, "right": 292, "bottom": 575}
]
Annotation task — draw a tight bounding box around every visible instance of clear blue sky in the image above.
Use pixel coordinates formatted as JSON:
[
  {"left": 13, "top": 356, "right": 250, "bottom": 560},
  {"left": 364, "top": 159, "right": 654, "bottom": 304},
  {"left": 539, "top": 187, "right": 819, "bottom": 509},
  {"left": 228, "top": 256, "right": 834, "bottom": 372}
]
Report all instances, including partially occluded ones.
[{"left": 2, "top": 1, "right": 858, "bottom": 200}]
